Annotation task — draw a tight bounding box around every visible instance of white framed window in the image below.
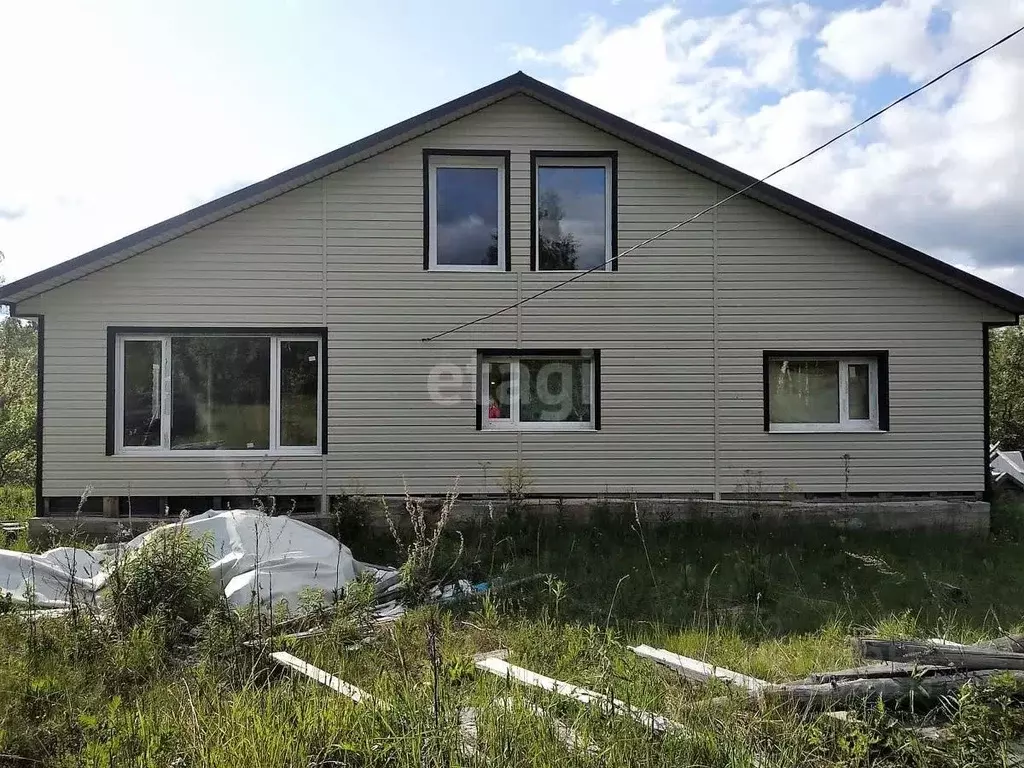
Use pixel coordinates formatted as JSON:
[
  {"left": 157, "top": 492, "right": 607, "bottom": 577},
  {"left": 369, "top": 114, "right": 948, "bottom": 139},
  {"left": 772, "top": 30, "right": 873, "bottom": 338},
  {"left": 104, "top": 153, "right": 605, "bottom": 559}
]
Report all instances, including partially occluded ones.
[
  {"left": 480, "top": 351, "right": 598, "bottom": 432},
  {"left": 532, "top": 152, "right": 616, "bottom": 272},
  {"left": 766, "top": 354, "right": 885, "bottom": 433},
  {"left": 425, "top": 151, "right": 508, "bottom": 271},
  {"left": 113, "top": 331, "right": 323, "bottom": 455}
]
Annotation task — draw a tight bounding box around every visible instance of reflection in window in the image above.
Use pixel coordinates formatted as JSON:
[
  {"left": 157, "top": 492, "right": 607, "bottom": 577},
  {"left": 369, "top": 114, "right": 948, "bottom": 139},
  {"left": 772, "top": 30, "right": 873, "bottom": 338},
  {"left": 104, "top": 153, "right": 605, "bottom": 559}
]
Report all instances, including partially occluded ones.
[
  {"left": 520, "top": 358, "right": 592, "bottom": 423},
  {"left": 767, "top": 355, "right": 880, "bottom": 432},
  {"left": 481, "top": 353, "right": 596, "bottom": 430},
  {"left": 537, "top": 164, "right": 609, "bottom": 271},
  {"left": 428, "top": 154, "right": 507, "bottom": 269},
  {"left": 487, "top": 361, "right": 511, "bottom": 420},
  {"left": 116, "top": 333, "right": 323, "bottom": 453},
  {"left": 122, "top": 340, "right": 162, "bottom": 447},
  {"left": 280, "top": 340, "right": 319, "bottom": 447},
  {"left": 170, "top": 337, "right": 271, "bottom": 450},
  {"left": 848, "top": 364, "right": 871, "bottom": 420},
  {"left": 769, "top": 360, "right": 840, "bottom": 425}
]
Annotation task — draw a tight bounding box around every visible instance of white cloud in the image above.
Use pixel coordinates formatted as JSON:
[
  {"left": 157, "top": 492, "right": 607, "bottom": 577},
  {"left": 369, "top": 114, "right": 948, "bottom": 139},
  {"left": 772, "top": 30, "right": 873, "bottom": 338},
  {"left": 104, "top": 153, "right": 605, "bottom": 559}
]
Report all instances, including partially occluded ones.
[{"left": 516, "top": 0, "right": 1024, "bottom": 294}]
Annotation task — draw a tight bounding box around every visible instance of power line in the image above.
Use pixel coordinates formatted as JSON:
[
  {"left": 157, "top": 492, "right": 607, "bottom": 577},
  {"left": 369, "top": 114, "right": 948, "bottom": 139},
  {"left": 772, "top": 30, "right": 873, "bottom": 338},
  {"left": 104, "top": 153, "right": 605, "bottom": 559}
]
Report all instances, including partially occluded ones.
[{"left": 422, "top": 23, "right": 1024, "bottom": 343}]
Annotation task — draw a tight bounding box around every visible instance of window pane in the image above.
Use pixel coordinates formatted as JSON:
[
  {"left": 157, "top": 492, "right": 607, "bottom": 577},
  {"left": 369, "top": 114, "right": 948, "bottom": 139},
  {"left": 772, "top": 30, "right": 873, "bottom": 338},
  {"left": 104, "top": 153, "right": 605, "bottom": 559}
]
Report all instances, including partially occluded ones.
[
  {"left": 280, "top": 340, "right": 320, "bottom": 447},
  {"left": 170, "top": 337, "right": 271, "bottom": 450},
  {"left": 435, "top": 167, "right": 499, "bottom": 266},
  {"left": 537, "top": 166, "right": 607, "bottom": 271},
  {"left": 769, "top": 360, "right": 840, "bottom": 424},
  {"left": 122, "top": 340, "right": 162, "bottom": 447},
  {"left": 848, "top": 363, "right": 871, "bottom": 420},
  {"left": 520, "top": 358, "right": 592, "bottom": 423},
  {"left": 486, "top": 362, "right": 512, "bottom": 420}
]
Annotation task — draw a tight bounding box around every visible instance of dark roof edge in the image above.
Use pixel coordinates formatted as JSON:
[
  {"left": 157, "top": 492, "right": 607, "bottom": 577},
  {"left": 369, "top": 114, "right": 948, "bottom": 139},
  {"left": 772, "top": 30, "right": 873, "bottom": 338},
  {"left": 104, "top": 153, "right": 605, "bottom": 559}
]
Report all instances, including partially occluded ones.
[
  {"left": 519, "top": 76, "right": 1024, "bottom": 316},
  {"left": 2, "top": 70, "right": 1022, "bottom": 315},
  {"left": 0, "top": 72, "right": 527, "bottom": 304}
]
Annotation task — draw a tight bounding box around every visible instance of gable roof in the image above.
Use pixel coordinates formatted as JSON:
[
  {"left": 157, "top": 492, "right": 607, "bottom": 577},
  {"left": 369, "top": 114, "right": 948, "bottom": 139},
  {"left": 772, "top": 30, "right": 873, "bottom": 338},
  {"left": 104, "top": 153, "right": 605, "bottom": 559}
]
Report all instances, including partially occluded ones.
[{"left": 3, "top": 71, "right": 1023, "bottom": 314}]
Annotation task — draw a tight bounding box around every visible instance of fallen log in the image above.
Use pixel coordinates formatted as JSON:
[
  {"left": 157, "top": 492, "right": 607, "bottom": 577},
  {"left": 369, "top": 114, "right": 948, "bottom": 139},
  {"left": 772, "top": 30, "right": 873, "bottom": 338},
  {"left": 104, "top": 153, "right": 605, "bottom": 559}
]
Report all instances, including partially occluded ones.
[
  {"left": 855, "top": 638, "right": 1024, "bottom": 671},
  {"left": 803, "top": 662, "right": 953, "bottom": 683},
  {"left": 767, "top": 669, "right": 1024, "bottom": 707}
]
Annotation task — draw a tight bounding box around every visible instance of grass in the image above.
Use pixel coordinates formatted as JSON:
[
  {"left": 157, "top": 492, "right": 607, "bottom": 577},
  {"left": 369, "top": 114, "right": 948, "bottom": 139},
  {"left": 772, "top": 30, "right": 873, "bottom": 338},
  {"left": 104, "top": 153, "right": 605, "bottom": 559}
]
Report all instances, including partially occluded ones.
[
  {"left": 0, "top": 484, "right": 33, "bottom": 522},
  {"left": 3, "top": 495, "right": 1024, "bottom": 765}
]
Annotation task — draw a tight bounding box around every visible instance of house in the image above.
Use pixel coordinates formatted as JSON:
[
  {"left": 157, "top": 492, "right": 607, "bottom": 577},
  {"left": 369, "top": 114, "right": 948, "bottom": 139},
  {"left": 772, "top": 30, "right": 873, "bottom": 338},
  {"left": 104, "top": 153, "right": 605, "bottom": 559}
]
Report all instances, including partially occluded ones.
[{"left": 2, "top": 72, "right": 1023, "bottom": 519}]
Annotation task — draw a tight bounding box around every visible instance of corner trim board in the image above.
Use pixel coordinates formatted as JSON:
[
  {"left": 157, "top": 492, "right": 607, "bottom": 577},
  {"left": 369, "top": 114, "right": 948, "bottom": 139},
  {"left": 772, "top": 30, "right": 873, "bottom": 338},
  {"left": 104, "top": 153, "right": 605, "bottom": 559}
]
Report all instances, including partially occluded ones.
[
  {"left": 35, "top": 315, "right": 44, "bottom": 517},
  {"left": 983, "top": 321, "right": 1017, "bottom": 501}
]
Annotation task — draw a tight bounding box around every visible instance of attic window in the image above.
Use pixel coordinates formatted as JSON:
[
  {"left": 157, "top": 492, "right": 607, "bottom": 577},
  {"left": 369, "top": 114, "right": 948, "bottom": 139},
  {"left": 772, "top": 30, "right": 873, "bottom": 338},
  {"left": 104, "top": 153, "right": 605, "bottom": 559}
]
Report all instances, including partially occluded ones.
[
  {"left": 532, "top": 152, "right": 617, "bottom": 271},
  {"left": 424, "top": 150, "right": 509, "bottom": 271}
]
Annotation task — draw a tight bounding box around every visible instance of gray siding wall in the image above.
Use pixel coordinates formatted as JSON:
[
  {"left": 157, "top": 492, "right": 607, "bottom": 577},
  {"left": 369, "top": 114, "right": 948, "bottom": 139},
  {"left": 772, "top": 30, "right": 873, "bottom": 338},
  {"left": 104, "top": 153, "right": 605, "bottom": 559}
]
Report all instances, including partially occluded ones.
[{"left": 18, "top": 94, "right": 1014, "bottom": 501}]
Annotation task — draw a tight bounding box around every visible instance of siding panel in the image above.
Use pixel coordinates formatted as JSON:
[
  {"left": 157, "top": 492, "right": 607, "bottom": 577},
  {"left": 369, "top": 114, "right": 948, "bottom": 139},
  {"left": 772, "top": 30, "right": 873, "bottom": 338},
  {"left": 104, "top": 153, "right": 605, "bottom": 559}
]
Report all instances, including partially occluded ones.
[{"left": 20, "top": 93, "right": 1014, "bottom": 502}]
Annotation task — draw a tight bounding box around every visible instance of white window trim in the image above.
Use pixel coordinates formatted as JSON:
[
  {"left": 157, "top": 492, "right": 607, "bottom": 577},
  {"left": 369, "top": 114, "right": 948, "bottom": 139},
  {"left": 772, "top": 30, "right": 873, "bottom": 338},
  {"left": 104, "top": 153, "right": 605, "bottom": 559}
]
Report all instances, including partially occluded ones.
[
  {"left": 768, "top": 356, "right": 881, "bottom": 434},
  {"left": 480, "top": 354, "right": 596, "bottom": 432},
  {"left": 534, "top": 156, "right": 613, "bottom": 272},
  {"left": 427, "top": 154, "right": 506, "bottom": 272},
  {"left": 114, "top": 333, "right": 323, "bottom": 456}
]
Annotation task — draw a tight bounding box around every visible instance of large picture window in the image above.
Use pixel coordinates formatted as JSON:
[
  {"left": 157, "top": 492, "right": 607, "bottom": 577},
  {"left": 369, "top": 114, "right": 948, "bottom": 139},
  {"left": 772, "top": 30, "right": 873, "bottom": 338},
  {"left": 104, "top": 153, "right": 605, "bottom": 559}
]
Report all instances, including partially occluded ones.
[
  {"left": 112, "top": 330, "right": 324, "bottom": 455},
  {"left": 424, "top": 150, "right": 509, "bottom": 271},
  {"left": 764, "top": 351, "right": 888, "bottom": 433},
  {"left": 532, "top": 152, "right": 617, "bottom": 271},
  {"left": 479, "top": 350, "right": 599, "bottom": 431}
]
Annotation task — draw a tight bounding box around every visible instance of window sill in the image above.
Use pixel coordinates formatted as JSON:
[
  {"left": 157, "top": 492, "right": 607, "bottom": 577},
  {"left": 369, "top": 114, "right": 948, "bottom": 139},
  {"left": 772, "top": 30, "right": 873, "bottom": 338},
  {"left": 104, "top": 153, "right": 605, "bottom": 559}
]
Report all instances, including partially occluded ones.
[
  {"left": 429, "top": 264, "right": 505, "bottom": 272},
  {"left": 114, "top": 450, "right": 322, "bottom": 458},
  {"left": 768, "top": 426, "right": 886, "bottom": 434},
  {"left": 482, "top": 424, "right": 596, "bottom": 433},
  {"left": 534, "top": 268, "right": 613, "bottom": 274}
]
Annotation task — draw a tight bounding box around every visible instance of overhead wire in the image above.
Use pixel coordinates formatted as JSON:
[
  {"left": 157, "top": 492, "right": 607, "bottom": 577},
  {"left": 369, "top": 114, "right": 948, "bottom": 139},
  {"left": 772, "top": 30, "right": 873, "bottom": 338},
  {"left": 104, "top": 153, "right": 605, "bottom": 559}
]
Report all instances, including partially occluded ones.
[{"left": 422, "top": 23, "right": 1024, "bottom": 343}]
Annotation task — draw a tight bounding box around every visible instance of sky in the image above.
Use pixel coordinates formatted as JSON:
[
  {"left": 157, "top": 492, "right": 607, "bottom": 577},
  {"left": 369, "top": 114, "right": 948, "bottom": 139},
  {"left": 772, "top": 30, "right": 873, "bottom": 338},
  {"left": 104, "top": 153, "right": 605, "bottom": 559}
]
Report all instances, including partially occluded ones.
[{"left": 0, "top": 0, "right": 1022, "bottom": 295}]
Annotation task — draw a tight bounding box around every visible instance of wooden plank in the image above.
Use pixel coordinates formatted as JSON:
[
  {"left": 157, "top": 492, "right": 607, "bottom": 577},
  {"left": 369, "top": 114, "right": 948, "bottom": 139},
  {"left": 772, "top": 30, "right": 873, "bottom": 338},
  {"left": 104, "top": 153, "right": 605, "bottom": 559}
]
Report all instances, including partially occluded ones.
[
  {"left": 629, "top": 644, "right": 768, "bottom": 694},
  {"left": 493, "top": 696, "right": 598, "bottom": 755},
  {"left": 473, "top": 653, "right": 681, "bottom": 733},
  {"left": 270, "top": 651, "right": 373, "bottom": 704},
  {"left": 855, "top": 638, "right": 1024, "bottom": 671}
]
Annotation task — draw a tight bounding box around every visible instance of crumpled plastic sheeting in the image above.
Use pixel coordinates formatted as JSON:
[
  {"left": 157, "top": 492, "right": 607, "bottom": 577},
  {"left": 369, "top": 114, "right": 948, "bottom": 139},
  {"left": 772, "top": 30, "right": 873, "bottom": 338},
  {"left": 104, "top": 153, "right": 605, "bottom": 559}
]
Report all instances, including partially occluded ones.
[{"left": 0, "top": 510, "right": 371, "bottom": 611}]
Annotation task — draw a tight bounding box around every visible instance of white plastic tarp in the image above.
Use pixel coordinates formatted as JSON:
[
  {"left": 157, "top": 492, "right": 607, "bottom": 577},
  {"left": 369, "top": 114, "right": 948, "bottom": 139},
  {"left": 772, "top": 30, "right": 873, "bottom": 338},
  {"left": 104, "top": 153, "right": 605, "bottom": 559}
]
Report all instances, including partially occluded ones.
[{"left": 0, "top": 509, "right": 367, "bottom": 610}]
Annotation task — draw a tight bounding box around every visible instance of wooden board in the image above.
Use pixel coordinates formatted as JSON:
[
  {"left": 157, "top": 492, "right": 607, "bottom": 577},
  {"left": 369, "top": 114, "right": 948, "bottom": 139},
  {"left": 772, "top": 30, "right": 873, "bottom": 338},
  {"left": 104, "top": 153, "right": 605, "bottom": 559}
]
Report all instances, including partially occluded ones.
[
  {"left": 474, "top": 653, "right": 681, "bottom": 733},
  {"left": 629, "top": 644, "right": 767, "bottom": 694},
  {"left": 271, "top": 651, "right": 373, "bottom": 704}
]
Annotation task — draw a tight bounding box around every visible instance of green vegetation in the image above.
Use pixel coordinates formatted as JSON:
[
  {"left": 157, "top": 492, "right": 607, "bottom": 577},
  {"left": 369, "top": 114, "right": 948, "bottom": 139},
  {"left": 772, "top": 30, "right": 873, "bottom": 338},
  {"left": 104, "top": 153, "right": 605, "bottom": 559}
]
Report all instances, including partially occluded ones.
[
  {"left": 5, "top": 503, "right": 1024, "bottom": 766},
  {"left": 0, "top": 483, "right": 33, "bottom": 522},
  {"left": 0, "top": 316, "right": 37, "bottom": 486},
  {"left": 991, "top": 322, "right": 1024, "bottom": 450}
]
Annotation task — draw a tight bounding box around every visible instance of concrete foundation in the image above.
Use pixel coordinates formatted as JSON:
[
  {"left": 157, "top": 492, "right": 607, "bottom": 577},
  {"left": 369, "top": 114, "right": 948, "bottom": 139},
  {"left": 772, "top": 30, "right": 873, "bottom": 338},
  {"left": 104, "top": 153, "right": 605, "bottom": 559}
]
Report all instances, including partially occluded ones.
[{"left": 27, "top": 497, "right": 990, "bottom": 545}]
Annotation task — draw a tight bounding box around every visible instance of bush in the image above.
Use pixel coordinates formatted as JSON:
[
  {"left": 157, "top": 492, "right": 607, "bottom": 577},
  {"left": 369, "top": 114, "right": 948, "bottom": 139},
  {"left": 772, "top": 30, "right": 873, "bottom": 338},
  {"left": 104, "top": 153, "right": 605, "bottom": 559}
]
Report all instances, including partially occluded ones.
[
  {"left": 105, "top": 525, "right": 218, "bottom": 643},
  {"left": 382, "top": 481, "right": 464, "bottom": 605}
]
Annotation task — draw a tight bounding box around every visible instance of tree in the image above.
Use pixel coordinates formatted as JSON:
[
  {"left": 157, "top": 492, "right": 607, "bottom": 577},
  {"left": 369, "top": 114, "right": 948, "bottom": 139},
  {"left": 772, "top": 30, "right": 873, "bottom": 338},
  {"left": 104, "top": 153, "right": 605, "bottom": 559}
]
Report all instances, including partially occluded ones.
[
  {"left": 991, "top": 323, "right": 1024, "bottom": 450},
  {"left": 0, "top": 316, "right": 37, "bottom": 485},
  {"left": 537, "top": 190, "right": 580, "bottom": 270}
]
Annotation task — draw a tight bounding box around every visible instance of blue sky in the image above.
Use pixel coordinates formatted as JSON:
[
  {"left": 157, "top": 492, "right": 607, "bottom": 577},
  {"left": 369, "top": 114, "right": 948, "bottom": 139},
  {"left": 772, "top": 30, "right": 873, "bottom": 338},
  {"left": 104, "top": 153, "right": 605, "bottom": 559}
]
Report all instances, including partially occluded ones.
[{"left": 1, "top": 0, "right": 1022, "bottom": 294}]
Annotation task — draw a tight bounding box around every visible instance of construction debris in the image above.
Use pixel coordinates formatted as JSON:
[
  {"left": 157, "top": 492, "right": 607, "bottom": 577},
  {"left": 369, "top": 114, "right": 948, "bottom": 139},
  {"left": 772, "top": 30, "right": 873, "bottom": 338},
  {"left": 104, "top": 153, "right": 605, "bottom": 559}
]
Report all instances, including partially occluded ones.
[
  {"left": 474, "top": 650, "right": 683, "bottom": 734},
  {"left": 270, "top": 651, "right": 374, "bottom": 704},
  {"left": 629, "top": 637, "right": 1024, "bottom": 710},
  {"left": 854, "top": 637, "right": 1024, "bottom": 671},
  {"left": 629, "top": 644, "right": 767, "bottom": 694}
]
